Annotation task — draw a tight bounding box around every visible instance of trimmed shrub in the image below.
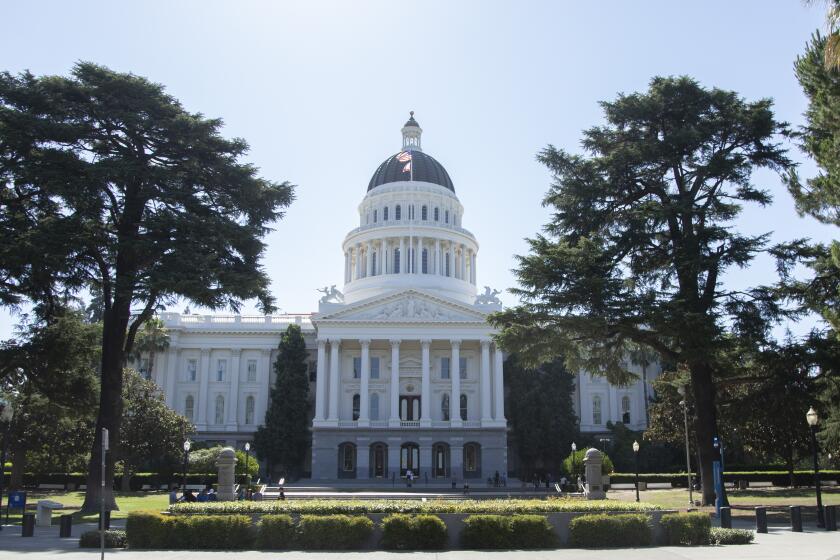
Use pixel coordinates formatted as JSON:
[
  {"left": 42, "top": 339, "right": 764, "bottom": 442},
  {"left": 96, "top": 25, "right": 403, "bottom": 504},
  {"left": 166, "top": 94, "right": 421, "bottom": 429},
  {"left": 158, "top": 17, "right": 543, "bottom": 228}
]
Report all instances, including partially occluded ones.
[
  {"left": 126, "top": 512, "right": 170, "bottom": 549},
  {"left": 381, "top": 514, "right": 447, "bottom": 550},
  {"left": 256, "top": 514, "right": 296, "bottom": 550},
  {"left": 509, "top": 515, "right": 558, "bottom": 549},
  {"left": 297, "top": 515, "right": 373, "bottom": 550},
  {"left": 660, "top": 512, "right": 711, "bottom": 545},
  {"left": 79, "top": 530, "right": 127, "bottom": 548},
  {"left": 568, "top": 513, "right": 651, "bottom": 548},
  {"left": 710, "top": 527, "right": 754, "bottom": 545},
  {"left": 461, "top": 515, "right": 512, "bottom": 549},
  {"left": 125, "top": 513, "right": 254, "bottom": 549}
]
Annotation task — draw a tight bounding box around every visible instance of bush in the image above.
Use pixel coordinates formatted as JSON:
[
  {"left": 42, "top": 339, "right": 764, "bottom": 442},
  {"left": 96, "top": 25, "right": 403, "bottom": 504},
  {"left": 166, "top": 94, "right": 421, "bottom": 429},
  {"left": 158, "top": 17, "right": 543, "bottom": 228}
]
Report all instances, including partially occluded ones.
[
  {"left": 563, "top": 450, "right": 615, "bottom": 477},
  {"left": 79, "top": 530, "right": 127, "bottom": 548},
  {"left": 460, "top": 514, "right": 556, "bottom": 549},
  {"left": 568, "top": 513, "right": 651, "bottom": 548},
  {"left": 710, "top": 527, "right": 754, "bottom": 545},
  {"left": 660, "top": 512, "right": 711, "bottom": 545},
  {"left": 381, "top": 514, "right": 447, "bottom": 550},
  {"left": 297, "top": 515, "right": 373, "bottom": 550},
  {"left": 126, "top": 512, "right": 170, "bottom": 549},
  {"left": 509, "top": 515, "right": 558, "bottom": 548},
  {"left": 125, "top": 512, "right": 254, "bottom": 549},
  {"left": 256, "top": 515, "right": 296, "bottom": 550}
]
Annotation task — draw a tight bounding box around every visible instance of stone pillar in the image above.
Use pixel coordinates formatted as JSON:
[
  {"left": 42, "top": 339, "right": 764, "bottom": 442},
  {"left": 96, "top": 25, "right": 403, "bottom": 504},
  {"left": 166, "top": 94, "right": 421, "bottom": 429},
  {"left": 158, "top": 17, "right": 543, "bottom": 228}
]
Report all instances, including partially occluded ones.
[
  {"left": 215, "top": 447, "right": 238, "bottom": 501},
  {"left": 359, "top": 339, "right": 371, "bottom": 427},
  {"left": 387, "top": 437, "right": 401, "bottom": 479},
  {"left": 197, "top": 349, "right": 210, "bottom": 428},
  {"left": 227, "top": 349, "right": 241, "bottom": 429},
  {"left": 259, "top": 349, "right": 271, "bottom": 422},
  {"left": 420, "top": 339, "right": 431, "bottom": 427},
  {"left": 493, "top": 345, "right": 505, "bottom": 421},
  {"left": 451, "top": 438, "right": 464, "bottom": 482},
  {"left": 583, "top": 448, "right": 606, "bottom": 499},
  {"left": 381, "top": 238, "right": 387, "bottom": 275},
  {"left": 480, "top": 339, "right": 492, "bottom": 423},
  {"left": 164, "top": 341, "right": 180, "bottom": 408},
  {"left": 389, "top": 339, "right": 401, "bottom": 427},
  {"left": 366, "top": 242, "right": 373, "bottom": 277},
  {"left": 434, "top": 239, "right": 441, "bottom": 275},
  {"left": 419, "top": 437, "right": 433, "bottom": 481},
  {"left": 417, "top": 236, "right": 423, "bottom": 273},
  {"left": 314, "top": 339, "right": 327, "bottom": 421},
  {"left": 328, "top": 338, "right": 341, "bottom": 422},
  {"left": 356, "top": 437, "right": 370, "bottom": 479},
  {"left": 450, "top": 340, "right": 462, "bottom": 427},
  {"left": 447, "top": 246, "right": 454, "bottom": 277},
  {"left": 399, "top": 237, "right": 405, "bottom": 274},
  {"left": 460, "top": 244, "right": 467, "bottom": 280},
  {"left": 355, "top": 244, "right": 362, "bottom": 279},
  {"left": 344, "top": 251, "right": 349, "bottom": 283}
]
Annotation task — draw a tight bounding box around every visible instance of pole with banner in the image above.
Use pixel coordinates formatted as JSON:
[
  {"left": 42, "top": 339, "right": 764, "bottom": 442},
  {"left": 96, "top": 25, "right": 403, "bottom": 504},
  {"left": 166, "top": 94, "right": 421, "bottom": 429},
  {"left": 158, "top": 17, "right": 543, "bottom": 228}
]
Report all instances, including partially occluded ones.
[{"left": 100, "top": 427, "right": 108, "bottom": 560}]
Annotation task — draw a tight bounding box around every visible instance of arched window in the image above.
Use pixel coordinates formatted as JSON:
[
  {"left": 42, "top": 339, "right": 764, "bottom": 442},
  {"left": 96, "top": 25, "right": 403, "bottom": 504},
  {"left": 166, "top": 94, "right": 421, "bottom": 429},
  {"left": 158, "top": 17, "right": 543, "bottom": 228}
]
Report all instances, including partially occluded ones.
[
  {"left": 215, "top": 394, "right": 225, "bottom": 425},
  {"left": 621, "top": 395, "right": 631, "bottom": 424},
  {"left": 184, "top": 395, "right": 194, "bottom": 422},
  {"left": 352, "top": 394, "right": 360, "bottom": 421},
  {"left": 460, "top": 394, "right": 468, "bottom": 421},
  {"left": 370, "top": 393, "right": 379, "bottom": 420},
  {"left": 434, "top": 207, "right": 439, "bottom": 221},
  {"left": 400, "top": 443, "right": 419, "bottom": 475},
  {"left": 395, "top": 204, "right": 401, "bottom": 220},
  {"left": 371, "top": 251, "right": 377, "bottom": 276},
  {"left": 445, "top": 210, "right": 449, "bottom": 224},
  {"left": 384, "top": 206, "right": 389, "bottom": 221},
  {"left": 373, "top": 209, "right": 377, "bottom": 223},
  {"left": 441, "top": 393, "right": 450, "bottom": 421},
  {"left": 422, "top": 248, "right": 428, "bottom": 273},
  {"left": 421, "top": 205, "right": 428, "bottom": 220},
  {"left": 394, "top": 248, "right": 401, "bottom": 273},
  {"left": 339, "top": 442, "right": 356, "bottom": 474},
  {"left": 464, "top": 442, "right": 480, "bottom": 474},
  {"left": 245, "top": 396, "right": 255, "bottom": 425},
  {"left": 592, "top": 396, "right": 602, "bottom": 425}
]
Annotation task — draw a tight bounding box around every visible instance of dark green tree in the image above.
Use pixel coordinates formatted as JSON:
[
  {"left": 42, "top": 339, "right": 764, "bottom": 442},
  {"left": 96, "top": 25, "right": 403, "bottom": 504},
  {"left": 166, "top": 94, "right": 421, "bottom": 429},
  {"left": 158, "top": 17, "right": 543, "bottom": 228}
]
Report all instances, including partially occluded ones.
[
  {"left": 254, "top": 324, "right": 310, "bottom": 479},
  {"left": 0, "top": 63, "right": 294, "bottom": 511},
  {"left": 506, "top": 356, "right": 577, "bottom": 478},
  {"left": 490, "top": 77, "right": 792, "bottom": 504}
]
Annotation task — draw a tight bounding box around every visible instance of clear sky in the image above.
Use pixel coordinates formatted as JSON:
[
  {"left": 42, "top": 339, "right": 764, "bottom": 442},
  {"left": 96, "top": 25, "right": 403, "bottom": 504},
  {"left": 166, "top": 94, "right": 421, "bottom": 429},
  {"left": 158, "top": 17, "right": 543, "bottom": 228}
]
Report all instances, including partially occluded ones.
[{"left": 0, "top": 0, "right": 835, "bottom": 341}]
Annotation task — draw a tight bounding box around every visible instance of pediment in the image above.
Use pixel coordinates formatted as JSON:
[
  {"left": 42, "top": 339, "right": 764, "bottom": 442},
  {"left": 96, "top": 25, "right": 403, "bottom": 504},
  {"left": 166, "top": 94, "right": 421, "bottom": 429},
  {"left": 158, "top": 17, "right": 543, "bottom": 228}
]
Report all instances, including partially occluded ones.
[{"left": 315, "top": 290, "right": 488, "bottom": 324}]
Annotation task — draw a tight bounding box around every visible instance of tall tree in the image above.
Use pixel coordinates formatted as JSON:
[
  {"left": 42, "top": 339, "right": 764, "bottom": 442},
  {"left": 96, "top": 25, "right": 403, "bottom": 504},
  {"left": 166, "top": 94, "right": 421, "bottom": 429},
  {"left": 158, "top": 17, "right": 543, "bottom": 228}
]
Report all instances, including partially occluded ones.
[
  {"left": 0, "top": 63, "right": 294, "bottom": 511},
  {"left": 254, "top": 324, "right": 310, "bottom": 479},
  {"left": 127, "top": 317, "right": 169, "bottom": 379},
  {"left": 490, "top": 77, "right": 792, "bottom": 504}
]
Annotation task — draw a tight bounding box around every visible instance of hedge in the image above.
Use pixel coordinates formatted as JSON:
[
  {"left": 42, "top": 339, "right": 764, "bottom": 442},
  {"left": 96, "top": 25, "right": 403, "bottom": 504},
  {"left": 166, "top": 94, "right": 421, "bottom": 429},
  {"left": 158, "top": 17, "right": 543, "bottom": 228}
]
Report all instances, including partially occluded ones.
[
  {"left": 79, "top": 530, "right": 127, "bottom": 548},
  {"left": 568, "top": 513, "right": 651, "bottom": 548},
  {"left": 256, "top": 515, "right": 296, "bottom": 550},
  {"left": 610, "top": 470, "right": 840, "bottom": 487},
  {"left": 170, "top": 497, "right": 660, "bottom": 515},
  {"left": 460, "top": 514, "right": 557, "bottom": 549},
  {"left": 125, "top": 512, "right": 254, "bottom": 549},
  {"left": 710, "top": 527, "right": 754, "bottom": 545},
  {"left": 660, "top": 512, "right": 711, "bottom": 546},
  {"left": 296, "top": 515, "right": 374, "bottom": 550},
  {"left": 381, "top": 514, "right": 447, "bottom": 550}
]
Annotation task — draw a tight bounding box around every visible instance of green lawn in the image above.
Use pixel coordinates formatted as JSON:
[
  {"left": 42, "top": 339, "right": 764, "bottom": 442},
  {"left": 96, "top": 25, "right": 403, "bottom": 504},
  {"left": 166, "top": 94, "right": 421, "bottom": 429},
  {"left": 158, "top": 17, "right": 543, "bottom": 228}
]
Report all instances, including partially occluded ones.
[{"left": 2, "top": 490, "right": 169, "bottom": 525}]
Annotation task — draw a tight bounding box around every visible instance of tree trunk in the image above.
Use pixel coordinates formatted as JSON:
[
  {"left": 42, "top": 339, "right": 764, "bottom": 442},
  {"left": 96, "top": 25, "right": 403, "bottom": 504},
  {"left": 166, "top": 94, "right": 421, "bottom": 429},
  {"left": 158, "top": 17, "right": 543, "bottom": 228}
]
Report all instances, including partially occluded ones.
[
  {"left": 10, "top": 445, "right": 26, "bottom": 490},
  {"left": 689, "top": 360, "right": 721, "bottom": 506}
]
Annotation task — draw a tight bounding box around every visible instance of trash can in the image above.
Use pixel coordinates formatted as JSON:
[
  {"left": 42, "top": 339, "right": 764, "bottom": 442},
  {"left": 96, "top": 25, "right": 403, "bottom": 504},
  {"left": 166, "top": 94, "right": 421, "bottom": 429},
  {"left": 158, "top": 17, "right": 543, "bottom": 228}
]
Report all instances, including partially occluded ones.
[
  {"left": 22, "top": 513, "right": 35, "bottom": 537},
  {"left": 59, "top": 514, "right": 73, "bottom": 538}
]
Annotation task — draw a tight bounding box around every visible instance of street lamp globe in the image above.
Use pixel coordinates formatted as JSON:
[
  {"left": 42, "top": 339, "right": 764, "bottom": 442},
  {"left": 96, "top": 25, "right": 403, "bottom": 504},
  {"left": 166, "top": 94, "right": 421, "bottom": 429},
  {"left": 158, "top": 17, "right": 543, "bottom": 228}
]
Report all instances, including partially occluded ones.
[
  {"left": 571, "top": 442, "right": 576, "bottom": 452},
  {"left": 806, "top": 407, "right": 819, "bottom": 427},
  {"left": 183, "top": 439, "right": 191, "bottom": 453},
  {"left": 245, "top": 442, "right": 250, "bottom": 452},
  {"left": 633, "top": 440, "right": 640, "bottom": 453}
]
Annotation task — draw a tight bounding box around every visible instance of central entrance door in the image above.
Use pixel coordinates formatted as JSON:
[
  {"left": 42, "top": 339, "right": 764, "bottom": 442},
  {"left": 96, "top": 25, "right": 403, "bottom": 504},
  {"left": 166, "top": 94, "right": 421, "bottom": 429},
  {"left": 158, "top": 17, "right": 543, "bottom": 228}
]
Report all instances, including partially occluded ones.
[
  {"left": 400, "top": 443, "right": 419, "bottom": 476},
  {"left": 433, "top": 443, "right": 449, "bottom": 478},
  {"left": 399, "top": 396, "right": 420, "bottom": 421},
  {"left": 371, "top": 443, "right": 386, "bottom": 478}
]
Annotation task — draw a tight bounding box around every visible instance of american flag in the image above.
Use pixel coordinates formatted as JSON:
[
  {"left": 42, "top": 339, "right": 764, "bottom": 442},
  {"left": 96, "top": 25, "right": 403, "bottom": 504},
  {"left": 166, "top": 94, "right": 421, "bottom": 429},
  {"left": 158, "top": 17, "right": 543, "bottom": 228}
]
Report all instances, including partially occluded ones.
[{"left": 397, "top": 151, "right": 413, "bottom": 177}]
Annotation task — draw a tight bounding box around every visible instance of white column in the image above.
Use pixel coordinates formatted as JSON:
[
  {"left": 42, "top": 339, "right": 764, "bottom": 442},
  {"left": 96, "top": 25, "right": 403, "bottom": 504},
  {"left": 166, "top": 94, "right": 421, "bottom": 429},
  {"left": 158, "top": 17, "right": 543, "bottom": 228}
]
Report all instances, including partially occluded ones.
[
  {"left": 227, "top": 349, "right": 241, "bottom": 429},
  {"left": 314, "top": 339, "right": 327, "bottom": 421},
  {"left": 460, "top": 244, "right": 467, "bottom": 280},
  {"left": 260, "top": 349, "right": 271, "bottom": 423},
  {"left": 434, "top": 239, "right": 441, "bottom": 275},
  {"left": 450, "top": 340, "right": 462, "bottom": 427},
  {"left": 399, "top": 237, "right": 406, "bottom": 274},
  {"left": 359, "top": 338, "right": 370, "bottom": 426},
  {"left": 447, "top": 245, "right": 453, "bottom": 277},
  {"left": 355, "top": 245, "right": 362, "bottom": 279},
  {"left": 344, "top": 251, "right": 349, "bottom": 283},
  {"left": 493, "top": 345, "right": 505, "bottom": 421},
  {"left": 480, "top": 339, "right": 492, "bottom": 423},
  {"left": 421, "top": 339, "right": 431, "bottom": 427},
  {"left": 389, "top": 339, "right": 401, "bottom": 426},
  {"left": 197, "top": 349, "right": 210, "bottom": 427},
  {"left": 417, "top": 236, "right": 423, "bottom": 274},
  {"left": 164, "top": 342, "right": 180, "bottom": 408},
  {"left": 381, "top": 238, "right": 387, "bottom": 275},
  {"left": 471, "top": 252, "right": 477, "bottom": 284},
  {"left": 328, "top": 338, "right": 341, "bottom": 422},
  {"left": 366, "top": 242, "right": 373, "bottom": 277}
]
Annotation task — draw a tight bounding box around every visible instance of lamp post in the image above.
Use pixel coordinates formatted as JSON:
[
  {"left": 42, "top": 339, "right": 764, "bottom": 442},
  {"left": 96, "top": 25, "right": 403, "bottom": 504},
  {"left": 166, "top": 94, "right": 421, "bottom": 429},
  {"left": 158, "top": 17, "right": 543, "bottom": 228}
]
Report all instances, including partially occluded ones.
[
  {"left": 806, "top": 406, "right": 824, "bottom": 528},
  {"left": 182, "top": 439, "right": 191, "bottom": 493},
  {"left": 0, "top": 395, "right": 13, "bottom": 532},
  {"left": 677, "top": 386, "right": 693, "bottom": 506},
  {"left": 244, "top": 442, "right": 251, "bottom": 487},
  {"left": 571, "top": 442, "right": 577, "bottom": 485},
  {"left": 632, "top": 440, "right": 640, "bottom": 502}
]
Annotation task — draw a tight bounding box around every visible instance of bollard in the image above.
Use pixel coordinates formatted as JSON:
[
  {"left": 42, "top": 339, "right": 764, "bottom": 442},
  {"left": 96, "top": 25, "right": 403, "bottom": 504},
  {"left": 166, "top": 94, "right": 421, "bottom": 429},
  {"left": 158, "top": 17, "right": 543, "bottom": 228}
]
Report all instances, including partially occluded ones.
[
  {"left": 59, "top": 514, "right": 72, "bottom": 538},
  {"left": 21, "top": 513, "right": 35, "bottom": 537},
  {"left": 98, "top": 509, "right": 110, "bottom": 530},
  {"left": 755, "top": 506, "right": 768, "bottom": 533},
  {"left": 826, "top": 505, "right": 837, "bottom": 532},
  {"left": 720, "top": 506, "right": 731, "bottom": 529},
  {"left": 790, "top": 506, "right": 802, "bottom": 532}
]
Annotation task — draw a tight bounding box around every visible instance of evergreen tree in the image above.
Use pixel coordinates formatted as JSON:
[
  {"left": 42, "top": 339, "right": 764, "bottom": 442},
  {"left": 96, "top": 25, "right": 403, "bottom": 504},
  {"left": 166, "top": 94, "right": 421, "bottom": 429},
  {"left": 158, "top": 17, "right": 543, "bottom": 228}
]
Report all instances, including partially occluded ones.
[
  {"left": 254, "top": 324, "right": 310, "bottom": 479},
  {"left": 491, "top": 77, "right": 792, "bottom": 504}
]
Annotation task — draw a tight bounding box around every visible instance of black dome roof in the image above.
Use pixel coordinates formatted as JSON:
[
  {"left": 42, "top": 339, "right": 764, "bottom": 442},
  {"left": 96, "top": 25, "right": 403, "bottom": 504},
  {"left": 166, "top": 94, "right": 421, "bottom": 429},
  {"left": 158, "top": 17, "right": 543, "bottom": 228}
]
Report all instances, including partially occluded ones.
[{"left": 367, "top": 151, "right": 454, "bottom": 192}]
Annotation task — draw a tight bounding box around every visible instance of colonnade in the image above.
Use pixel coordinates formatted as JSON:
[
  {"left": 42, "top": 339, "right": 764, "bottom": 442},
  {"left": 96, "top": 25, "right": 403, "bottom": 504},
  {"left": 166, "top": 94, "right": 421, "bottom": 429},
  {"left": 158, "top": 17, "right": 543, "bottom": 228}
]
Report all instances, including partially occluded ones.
[{"left": 343, "top": 237, "right": 477, "bottom": 284}]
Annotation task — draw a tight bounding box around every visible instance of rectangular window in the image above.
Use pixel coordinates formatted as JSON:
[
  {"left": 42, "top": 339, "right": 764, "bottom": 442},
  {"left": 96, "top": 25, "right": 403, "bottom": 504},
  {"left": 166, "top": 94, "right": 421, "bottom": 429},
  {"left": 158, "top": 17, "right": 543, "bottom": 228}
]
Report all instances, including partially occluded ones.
[
  {"left": 459, "top": 357, "right": 467, "bottom": 379},
  {"left": 247, "top": 359, "right": 257, "bottom": 383},
  {"left": 441, "top": 357, "right": 450, "bottom": 379},
  {"left": 216, "top": 359, "right": 227, "bottom": 382},
  {"left": 593, "top": 397, "right": 602, "bottom": 425},
  {"left": 353, "top": 357, "right": 361, "bottom": 379},
  {"left": 370, "top": 357, "right": 380, "bottom": 379},
  {"left": 187, "top": 359, "right": 197, "bottom": 382}
]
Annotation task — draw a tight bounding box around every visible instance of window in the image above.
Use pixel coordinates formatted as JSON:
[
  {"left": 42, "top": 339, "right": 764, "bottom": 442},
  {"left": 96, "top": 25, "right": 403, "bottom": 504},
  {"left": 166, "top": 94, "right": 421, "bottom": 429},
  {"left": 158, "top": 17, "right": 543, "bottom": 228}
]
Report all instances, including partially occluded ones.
[
  {"left": 247, "top": 359, "right": 257, "bottom": 383},
  {"left": 184, "top": 395, "right": 194, "bottom": 422},
  {"left": 245, "top": 396, "right": 255, "bottom": 425},
  {"left": 400, "top": 443, "right": 419, "bottom": 475},
  {"left": 373, "top": 209, "right": 377, "bottom": 223},
  {"left": 370, "top": 357, "right": 380, "bottom": 379},
  {"left": 340, "top": 443, "right": 355, "bottom": 472},
  {"left": 441, "top": 393, "right": 450, "bottom": 421},
  {"left": 384, "top": 206, "right": 389, "bottom": 221},
  {"left": 352, "top": 394, "right": 360, "bottom": 421},
  {"left": 464, "top": 443, "right": 479, "bottom": 472},
  {"left": 441, "top": 357, "right": 450, "bottom": 379},
  {"left": 422, "top": 248, "right": 428, "bottom": 273},
  {"left": 370, "top": 393, "right": 379, "bottom": 420},
  {"left": 434, "top": 207, "right": 439, "bottom": 221},
  {"left": 187, "top": 359, "right": 197, "bottom": 382},
  {"left": 353, "top": 357, "right": 361, "bottom": 379},
  {"left": 395, "top": 205, "right": 401, "bottom": 220},
  {"left": 394, "top": 248, "right": 401, "bottom": 273},
  {"left": 421, "top": 205, "right": 428, "bottom": 220},
  {"left": 459, "top": 357, "right": 467, "bottom": 379},
  {"left": 216, "top": 359, "right": 227, "bottom": 382},
  {"left": 460, "top": 394, "right": 468, "bottom": 421},
  {"left": 445, "top": 254, "right": 451, "bottom": 277},
  {"left": 445, "top": 210, "right": 449, "bottom": 224},
  {"left": 592, "top": 396, "right": 602, "bottom": 425},
  {"left": 215, "top": 395, "right": 225, "bottom": 425},
  {"left": 621, "top": 395, "right": 631, "bottom": 424},
  {"left": 372, "top": 252, "right": 377, "bottom": 276}
]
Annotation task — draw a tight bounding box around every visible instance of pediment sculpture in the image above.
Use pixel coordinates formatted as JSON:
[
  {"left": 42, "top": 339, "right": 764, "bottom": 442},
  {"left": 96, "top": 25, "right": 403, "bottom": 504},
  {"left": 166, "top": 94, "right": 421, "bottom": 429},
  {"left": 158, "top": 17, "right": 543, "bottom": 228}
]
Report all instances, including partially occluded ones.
[{"left": 475, "top": 286, "right": 502, "bottom": 305}]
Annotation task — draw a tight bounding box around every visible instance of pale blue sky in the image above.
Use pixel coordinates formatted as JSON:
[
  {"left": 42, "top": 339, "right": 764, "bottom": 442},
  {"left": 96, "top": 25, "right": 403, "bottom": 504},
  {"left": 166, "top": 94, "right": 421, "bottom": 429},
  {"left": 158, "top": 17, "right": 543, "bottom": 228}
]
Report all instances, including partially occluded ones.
[{"left": 0, "top": 1, "right": 835, "bottom": 340}]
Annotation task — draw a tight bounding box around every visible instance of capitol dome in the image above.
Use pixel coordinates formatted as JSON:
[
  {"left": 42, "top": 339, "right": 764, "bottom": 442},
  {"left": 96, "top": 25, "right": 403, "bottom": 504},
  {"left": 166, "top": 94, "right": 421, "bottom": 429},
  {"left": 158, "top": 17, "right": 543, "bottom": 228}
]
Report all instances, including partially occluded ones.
[{"left": 368, "top": 150, "right": 454, "bottom": 192}]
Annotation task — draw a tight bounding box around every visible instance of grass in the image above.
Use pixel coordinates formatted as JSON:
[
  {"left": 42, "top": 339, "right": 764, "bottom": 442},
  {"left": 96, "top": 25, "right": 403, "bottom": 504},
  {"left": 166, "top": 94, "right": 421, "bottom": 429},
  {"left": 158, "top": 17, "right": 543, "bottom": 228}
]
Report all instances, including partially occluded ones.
[{"left": 1, "top": 490, "right": 170, "bottom": 525}]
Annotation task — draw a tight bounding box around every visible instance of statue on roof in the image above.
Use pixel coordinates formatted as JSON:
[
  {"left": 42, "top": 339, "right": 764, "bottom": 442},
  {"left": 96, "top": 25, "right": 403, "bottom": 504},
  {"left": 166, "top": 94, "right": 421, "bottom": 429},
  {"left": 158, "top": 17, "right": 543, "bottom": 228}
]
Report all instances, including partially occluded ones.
[
  {"left": 475, "top": 286, "right": 502, "bottom": 305},
  {"left": 317, "top": 285, "right": 344, "bottom": 303}
]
